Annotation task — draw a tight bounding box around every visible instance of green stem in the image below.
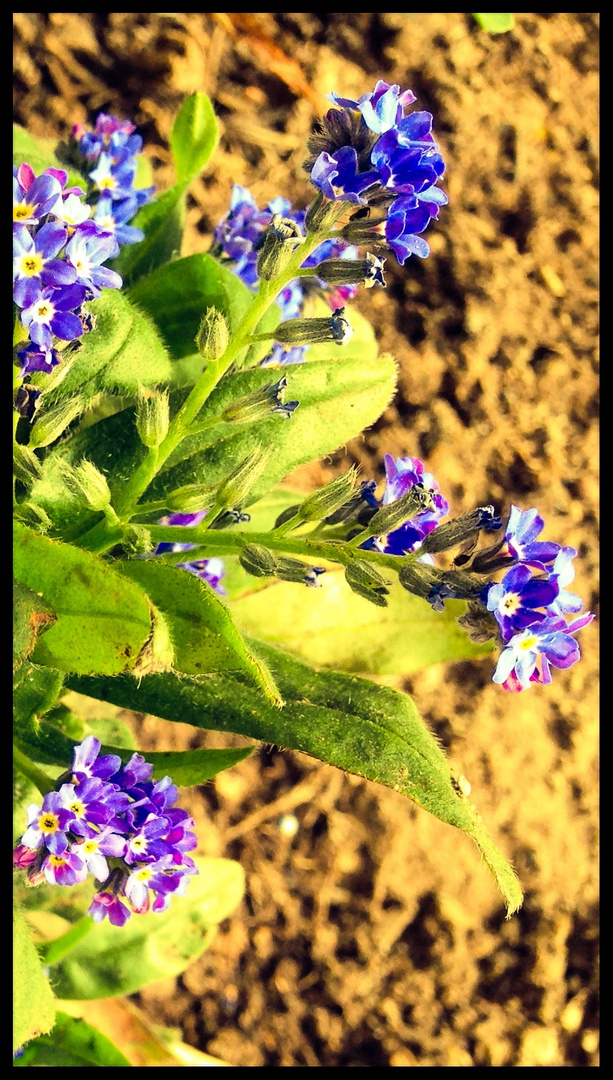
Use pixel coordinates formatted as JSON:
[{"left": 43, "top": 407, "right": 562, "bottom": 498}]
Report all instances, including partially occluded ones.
[
  {"left": 13, "top": 745, "right": 57, "bottom": 796},
  {"left": 146, "top": 525, "right": 420, "bottom": 573},
  {"left": 111, "top": 229, "right": 329, "bottom": 523}
]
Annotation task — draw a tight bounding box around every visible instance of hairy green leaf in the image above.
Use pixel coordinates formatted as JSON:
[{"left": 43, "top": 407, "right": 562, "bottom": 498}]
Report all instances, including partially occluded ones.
[
  {"left": 51, "top": 857, "right": 244, "bottom": 999},
  {"left": 116, "top": 559, "right": 282, "bottom": 701},
  {"left": 13, "top": 579, "right": 56, "bottom": 671},
  {"left": 13, "top": 906, "right": 55, "bottom": 1052},
  {"left": 13, "top": 523, "right": 153, "bottom": 676},
  {"left": 70, "top": 645, "right": 523, "bottom": 915},
  {"left": 14, "top": 1011, "right": 132, "bottom": 1066}
]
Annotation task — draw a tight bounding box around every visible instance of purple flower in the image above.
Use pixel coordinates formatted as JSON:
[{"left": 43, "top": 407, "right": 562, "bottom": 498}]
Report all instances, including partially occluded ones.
[
  {"left": 65, "top": 225, "right": 122, "bottom": 296},
  {"left": 71, "top": 828, "right": 128, "bottom": 881},
  {"left": 328, "top": 82, "right": 417, "bottom": 135},
  {"left": 72, "top": 735, "right": 121, "bottom": 782},
  {"left": 13, "top": 165, "right": 63, "bottom": 226},
  {"left": 92, "top": 194, "right": 144, "bottom": 245},
  {"left": 15, "top": 342, "right": 62, "bottom": 375},
  {"left": 20, "top": 283, "right": 87, "bottom": 350},
  {"left": 89, "top": 891, "right": 132, "bottom": 927},
  {"left": 176, "top": 557, "right": 227, "bottom": 595},
  {"left": 485, "top": 564, "right": 559, "bottom": 639},
  {"left": 548, "top": 546, "right": 584, "bottom": 615},
  {"left": 493, "top": 612, "right": 594, "bottom": 691},
  {"left": 310, "top": 146, "right": 380, "bottom": 204},
  {"left": 20, "top": 792, "right": 77, "bottom": 855},
  {"left": 41, "top": 851, "right": 88, "bottom": 887},
  {"left": 504, "top": 505, "right": 561, "bottom": 570},
  {"left": 259, "top": 344, "right": 309, "bottom": 367},
  {"left": 13, "top": 221, "right": 76, "bottom": 308}
]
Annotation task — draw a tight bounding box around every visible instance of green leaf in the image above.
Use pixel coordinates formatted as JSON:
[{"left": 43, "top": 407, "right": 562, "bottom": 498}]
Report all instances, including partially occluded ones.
[
  {"left": 13, "top": 523, "right": 153, "bottom": 676},
  {"left": 146, "top": 353, "right": 398, "bottom": 507},
  {"left": 15, "top": 1011, "right": 132, "bottom": 1067},
  {"left": 69, "top": 646, "right": 522, "bottom": 915},
  {"left": 13, "top": 664, "right": 65, "bottom": 730},
  {"left": 39, "top": 289, "right": 173, "bottom": 403},
  {"left": 15, "top": 713, "right": 253, "bottom": 784},
  {"left": 51, "top": 857, "right": 244, "bottom": 999},
  {"left": 126, "top": 252, "right": 278, "bottom": 367},
  {"left": 115, "top": 559, "right": 282, "bottom": 702},
  {"left": 170, "top": 92, "right": 219, "bottom": 184},
  {"left": 13, "top": 579, "right": 56, "bottom": 670},
  {"left": 111, "top": 182, "right": 187, "bottom": 289},
  {"left": 231, "top": 572, "right": 494, "bottom": 674},
  {"left": 472, "top": 12, "right": 515, "bottom": 32},
  {"left": 13, "top": 906, "right": 55, "bottom": 1052},
  {"left": 13, "top": 124, "right": 87, "bottom": 190}
]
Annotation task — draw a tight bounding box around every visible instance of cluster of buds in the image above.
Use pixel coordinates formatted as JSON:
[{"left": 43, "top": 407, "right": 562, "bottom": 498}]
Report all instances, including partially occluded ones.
[{"left": 13, "top": 737, "right": 197, "bottom": 926}]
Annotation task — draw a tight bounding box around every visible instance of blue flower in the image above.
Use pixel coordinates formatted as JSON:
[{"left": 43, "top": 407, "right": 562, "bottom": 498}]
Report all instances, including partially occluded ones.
[
  {"left": 504, "top": 505, "right": 561, "bottom": 570},
  {"left": 492, "top": 612, "right": 594, "bottom": 691},
  {"left": 13, "top": 221, "right": 76, "bottom": 308},
  {"left": 485, "top": 563, "right": 559, "bottom": 638},
  {"left": 65, "top": 223, "right": 122, "bottom": 297}
]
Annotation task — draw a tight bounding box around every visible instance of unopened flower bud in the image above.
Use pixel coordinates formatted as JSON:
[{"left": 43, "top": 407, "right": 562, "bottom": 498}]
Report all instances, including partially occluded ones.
[
  {"left": 273, "top": 308, "right": 352, "bottom": 348},
  {"left": 29, "top": 395, "right": 85, "bottom": 448},
  {"left": 295, "top": 469, "right": 359, "bottom": 523},
  {"left": 216, "top": 445, "right": 274, "bottom": 510},
  {"left": 274, "top": 504, "right": 302, "bottom": 529},
  {"left": 256, "top": 215, "right": 304, "bottom": 281},
  {"left": 338, "top": 216, "right": 387, "bottom": 246},
  {"left": 305, "top": 191, "right": 351, "bottom": 233},
  {"left": 345, "top": 560, "right": 391, "bottom": 607},
  {"left": 457, "top": 602, "right": 498, "bottom": 644},
  {"left": 13, "top": 501, "right": 52, "bottom": 532},
  {"left": 13, "top": 444, "right": 43, "bottom": 484},
  {"left": 239, "top": 543, "right": 279, "bottom": 578},
  {"left": 275, "top": 557, "right": 326, "bottom": 587},
  {"left": 419, "top": 507, "right": 500, "bottom": 556},
  {"left": 223, "top": 378, "right": 299, "bottom": 424},
  {"left": 365, "top": 485, "right": 436, "bottom": 538},
  {"left": 61, "top": 459, "right": 112, "bottom": 513},
  {"left": 314, "top": 252, "right": 386, "bottom": 289},
  {"left": 136, "top": 389, "right": 170, "bottom": 448},
  {"left": 121, "top": 525, "right": 154, "bottom": 555},
  {"left": 195, "top": 307, "right": 230, "bottom": 362},
  {"left": 165, "top": 483, "right": 217, "bottom": 514},
  {"left": 323, "top": 479, "right": 379, "bottom": 526}
]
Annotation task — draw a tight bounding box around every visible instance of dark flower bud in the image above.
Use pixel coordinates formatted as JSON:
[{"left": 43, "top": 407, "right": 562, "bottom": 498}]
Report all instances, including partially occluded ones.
[
  {"left": 457, "top": 602, "right": 499, "bottom": 644},
  {"left": 239, "top": 543, "right": 279, "bottom": 578},
  {"left": 273, "top": 308, "right": 353, "bottom": 348},
  {"left": 365, "top": 485, "right": 436, "bottom": 538},
  {"left": 420, "top": 507, "right": 501, "bottom": 557},
  {"left": 312, "top": 252, "right": 386, "bottom": 290},
  {"left": 222, "top": 378, "right": 299, "bottom": 424},
  {"left": 295, "top": 469, "right": 359, "bottom": 523},
  {"left": 274, "top": 504, "right": 302, "bottom": 529},
  {"left": 275, "top": 557, "right": 326, "bottom": 587},
  {"left": 256, "top": 214, "right": 304, "bottom": 281},
  {"left": 345, "top": 560, "right": 391, "bottom": 607}
]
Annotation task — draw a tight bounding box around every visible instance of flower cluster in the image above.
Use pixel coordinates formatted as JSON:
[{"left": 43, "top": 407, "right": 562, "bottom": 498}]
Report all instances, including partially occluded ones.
[
  {"left": 13, "top": 736, "right": 197, "bottom": 926},
  {"left": 480, "top": 508, "right": 594, "bottom": 691},
  {"left": 339, "top": 456, "right": 592, "bottom": 692},
  {"left": 71, "top": 112, "right": 154, "bottom": 246},
  {"left": 213, "top": 185, "right": 359, "bottom": 366},
  {"left": 306, "top": 81, "right": 448, "bottom": 263},
  {"left": 13, "top": 114, "right": 152, "bottom": 380}
]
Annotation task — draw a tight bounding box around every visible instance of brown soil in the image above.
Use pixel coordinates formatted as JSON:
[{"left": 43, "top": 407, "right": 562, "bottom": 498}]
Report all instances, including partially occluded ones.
[{"left": 14, "top": 13, "right": 599, "bottom": 1067}]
